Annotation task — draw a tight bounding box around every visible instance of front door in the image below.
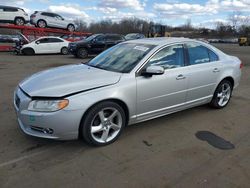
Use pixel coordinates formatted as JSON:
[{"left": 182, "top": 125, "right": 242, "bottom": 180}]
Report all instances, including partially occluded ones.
[
  {"left": 34, "top": 38, "right": 52, "bottom": 53},
  {"left": 90, "top": 35, "right": 106, "bottom": 54},
  {"left": 136, "top": 44, "right": 188, "bottom": 120}
]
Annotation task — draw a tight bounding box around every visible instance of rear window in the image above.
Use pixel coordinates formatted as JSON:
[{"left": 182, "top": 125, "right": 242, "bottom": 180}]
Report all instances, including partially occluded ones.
[
  {"left": 106, "top": 35, "right": 124, "bottom": 41},
  {"left": 208, "top": 49, "right": 219, "bottom": 62},
  {"left": 41, "top": 12, "right": 55, "bottom": 17},
  {"left": 3, "top": 8, "right": 18, "bottom": 12},
  {"left": 186, "top": 42, "right": 219, "bottom": 65},
  {"left": 48, "top": 38, "right": 63, "bottom": 43}
]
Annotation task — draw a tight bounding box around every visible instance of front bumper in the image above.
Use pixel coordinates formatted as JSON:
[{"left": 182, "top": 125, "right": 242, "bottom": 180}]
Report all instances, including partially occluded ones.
[
  {"left": 68, "top": 46, "right": 77, "bottom": 54},
  {"left": 14, "top": 87, "right": 82, "bottom": 140}
]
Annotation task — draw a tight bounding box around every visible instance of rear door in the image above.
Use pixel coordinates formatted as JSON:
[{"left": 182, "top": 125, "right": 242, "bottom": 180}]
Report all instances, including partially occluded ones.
[
  {"left": 2, "top": 7, "right": 18, "bottom": 22},
  {"left": 105, "top": 35, "right": 123, "bottom": 49},
  {"left": 42, "top": 12, "right": 57, "bottom": 27},
  {"left": 48, "top": 38, "right": 65, "bottom": 53},
  {"left": 185, "top": 42, "right": 222, "bottom": 103}
]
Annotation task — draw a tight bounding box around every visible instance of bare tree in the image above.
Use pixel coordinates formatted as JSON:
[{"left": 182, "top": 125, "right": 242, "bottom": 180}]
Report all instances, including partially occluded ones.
[
  {"left": 74, "top": 18, "right": 88, "bottom": 32},
  {"left": 182, "top": 18, "right": 193, "bottom": 30},
  {"left": 228, "top": 11, "right": 242, "bottom": 31}
]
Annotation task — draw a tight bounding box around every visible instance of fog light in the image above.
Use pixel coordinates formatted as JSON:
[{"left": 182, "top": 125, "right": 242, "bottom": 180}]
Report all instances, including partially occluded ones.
[{"left": 44, "top": 128, "right": 54, "bottom": 134}]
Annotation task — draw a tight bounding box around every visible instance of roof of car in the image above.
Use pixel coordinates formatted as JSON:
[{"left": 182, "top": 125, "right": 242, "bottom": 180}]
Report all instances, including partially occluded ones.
[
  {"left": 37, "top": 36, "right": 64, "bottom": 40},
  {"left": 125, "top": 37, "right": 194, "bottom": 46},
  {"left": 0, "top": 5, "right": 21, "bottom": 9}
]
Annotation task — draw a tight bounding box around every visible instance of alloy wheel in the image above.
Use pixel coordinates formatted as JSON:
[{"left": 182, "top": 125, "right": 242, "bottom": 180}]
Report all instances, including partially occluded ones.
[
  {"left": 217, "top": 82, "right": 231, "bottom": 107},
  {"left": 16, "top": 18, "right": 24, "bottom": 26},
  {"left": 90, "top": 107, "right": 122, "bottom": 143},
  {"left": 68, "top": 25, "right": 75, "bottom": 32},
  {"left": 38, "top": 20, "right": 46, "bottom": 28}
]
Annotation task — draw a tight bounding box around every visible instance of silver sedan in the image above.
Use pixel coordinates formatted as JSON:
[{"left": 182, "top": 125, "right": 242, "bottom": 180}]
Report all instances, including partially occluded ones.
[{"left": 14, "top": 38, "right": 242, "bottom": 146}]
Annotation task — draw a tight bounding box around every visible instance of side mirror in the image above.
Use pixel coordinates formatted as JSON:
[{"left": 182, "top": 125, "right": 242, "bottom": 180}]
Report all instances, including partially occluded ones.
[
  {"left": 141, "top": 65, "right": 165, "bottom": 77},
  {"left": 35, "top": 41, "right": 40, "bottom": 45}
]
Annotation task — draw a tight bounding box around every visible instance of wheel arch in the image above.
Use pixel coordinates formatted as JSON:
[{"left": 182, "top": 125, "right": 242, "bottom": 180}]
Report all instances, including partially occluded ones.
[
  {"left": 22, "top": 47, "right": 35, "bottom": 55},
  {"left": 78, "top": 98, "right": 130, "bottom": 138},
  {"left": 67, "top": 23, "right": 74, "bottom": 27},
  {"left": 222, "top": 76, "right": 234, "bottom": 88},
  {"left": 219, "top": 76, "right": 235, "bottom": 89},
  {"left": 67, "top": 24, "right": 75, "bottom": 31},
  {"left": 14, "top": 17, "right": 25, "bottom": 24},
  {"left": 76, "top": 47, "right": 89, "bottom": 58},
  {"left": 37, "top": 19, "right": 47, "bottom": 26},
  {"left": 14, "top": 16, "right": 25, "bottom": 21},
  {"left": 61, "top": 46, "right": 69, "bottom": 54}
]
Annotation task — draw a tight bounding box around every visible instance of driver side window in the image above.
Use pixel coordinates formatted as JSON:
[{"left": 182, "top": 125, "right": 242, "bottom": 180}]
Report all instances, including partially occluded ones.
[
  {"left": 38, "top": 38, "right": 49, "bottom": 43},
  {"left": 95, "top": 36, "right": 105, "bottom": 42},
  {"left": 147, "top": 44, "right": 185, "bottom": 69}
]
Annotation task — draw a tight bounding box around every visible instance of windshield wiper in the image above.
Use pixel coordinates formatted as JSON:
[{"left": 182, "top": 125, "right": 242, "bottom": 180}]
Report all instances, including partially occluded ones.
[{"left": 84, "top": 63, "right": 109, "bottom": 71}]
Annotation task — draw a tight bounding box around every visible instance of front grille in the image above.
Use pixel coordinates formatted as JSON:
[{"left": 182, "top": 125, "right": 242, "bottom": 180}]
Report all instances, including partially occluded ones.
[{"left": 15, "top": 94, "right": 20, "bottom": 108}]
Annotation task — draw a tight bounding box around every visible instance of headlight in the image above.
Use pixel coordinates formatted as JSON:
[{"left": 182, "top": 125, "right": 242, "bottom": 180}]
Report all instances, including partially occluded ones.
[{"left": 28, "top": 99, "right": 69, "bottom": 112}]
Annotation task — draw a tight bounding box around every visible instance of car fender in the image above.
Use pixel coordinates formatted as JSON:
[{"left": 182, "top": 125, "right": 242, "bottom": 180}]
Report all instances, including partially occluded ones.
[{"left": 66, "top": 75, "right": 137, "bottom": 125}]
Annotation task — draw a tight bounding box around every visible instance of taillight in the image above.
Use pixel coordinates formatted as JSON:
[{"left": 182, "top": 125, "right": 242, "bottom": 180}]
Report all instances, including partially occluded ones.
[
  {"left": 240, "top": 62, "right": 243, "bottom": 69},
  {"left": 31, "top": 15, "right": 36, "bottom": 18}
]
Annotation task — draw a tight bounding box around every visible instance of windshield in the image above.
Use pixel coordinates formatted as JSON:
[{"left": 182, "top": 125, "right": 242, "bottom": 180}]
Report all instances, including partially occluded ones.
[
  {"left": 86, "top": 43, "right": 155, "bottom": 73},
  {"left": 85, "top": 34, "right": 101, "bottom": 42},
  {"left": 125, "top": 34, "right": 137, "bottom": 40}
]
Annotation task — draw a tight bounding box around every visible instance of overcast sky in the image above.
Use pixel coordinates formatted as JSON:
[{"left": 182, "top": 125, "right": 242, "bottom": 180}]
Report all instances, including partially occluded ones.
[{"left": 1, "top": 0, "right": 250, "bottom": 28}]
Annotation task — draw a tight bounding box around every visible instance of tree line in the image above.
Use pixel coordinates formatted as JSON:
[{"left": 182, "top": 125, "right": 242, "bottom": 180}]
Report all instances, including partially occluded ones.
[{"left": 74, "top": 13, "right": 250, "bottom": 38}]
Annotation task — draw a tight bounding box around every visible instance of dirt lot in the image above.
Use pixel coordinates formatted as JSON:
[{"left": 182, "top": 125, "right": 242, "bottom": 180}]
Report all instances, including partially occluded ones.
[{"left": 0, "top": 44, "right": 249, "bottom": 188}]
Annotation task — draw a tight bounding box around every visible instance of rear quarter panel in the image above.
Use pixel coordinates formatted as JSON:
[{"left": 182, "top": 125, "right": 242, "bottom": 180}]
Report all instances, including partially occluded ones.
[{"left": 216, "top": 55, "right": 241, "bottom": 91}]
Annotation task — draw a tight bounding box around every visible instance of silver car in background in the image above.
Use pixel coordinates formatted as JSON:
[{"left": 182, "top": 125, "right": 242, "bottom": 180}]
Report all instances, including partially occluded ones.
[
  {"left": 14, "top": 38, "right": 242, "bottom": 146},
  {"left": 30, "top": 11, "right": 76, "bottom": 32}
]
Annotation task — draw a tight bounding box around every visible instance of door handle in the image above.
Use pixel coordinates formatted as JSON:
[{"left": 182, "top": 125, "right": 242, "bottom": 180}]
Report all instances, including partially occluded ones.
[
  {"left": 176, "top": 74, "right": 186, "bottom": 80},
  {"left": 213, "top": 68, "right": 220, "bottom": 73}
]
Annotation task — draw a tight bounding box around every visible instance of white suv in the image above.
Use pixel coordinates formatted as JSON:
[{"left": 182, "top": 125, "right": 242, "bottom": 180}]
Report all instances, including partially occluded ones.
[
  {"left": 0, "top": 5, "right": 29, "bottom": 25},
  {"left": 30, "top": 11, "right": 76, "bottom": 32}
]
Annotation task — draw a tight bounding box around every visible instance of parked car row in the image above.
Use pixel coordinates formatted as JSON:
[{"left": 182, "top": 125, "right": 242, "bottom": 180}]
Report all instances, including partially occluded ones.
[
  {"left": 0, "top": 5, "right": 76, "bottom": 31},
  {"left": 15, "top": 33, "right": 147, "bottom": 57}
]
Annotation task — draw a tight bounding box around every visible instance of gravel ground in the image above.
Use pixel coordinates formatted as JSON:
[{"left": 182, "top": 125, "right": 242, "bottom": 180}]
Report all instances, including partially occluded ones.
[{"left": 0, "top": 44, "right": 249, "bottom": 188}]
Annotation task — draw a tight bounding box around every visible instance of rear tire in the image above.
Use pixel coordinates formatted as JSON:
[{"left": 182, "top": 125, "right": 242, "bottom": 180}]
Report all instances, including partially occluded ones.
[
  {"left": 14, "top": 18, "right": 25, "bottom": 26},
  {"left": 37, "top": 20, "right": 47, "bottom": 28},
  {"left": 61, "top": 47, "right": 68, "bottom": 55},
  {"left": 67, "top": 24, "right": 75, "bottom": 32},
  {"left": 210, "top": 80, "right": 232, "bottom": 109},
  {"left": 22, "top": 48, "right": 35, "bottom": 55},
  {"left": 77, "top": 48, "right": 88, "bottom": 58},
  {"left": 81, "top": 101, "right": 126, "bottom": 146}
]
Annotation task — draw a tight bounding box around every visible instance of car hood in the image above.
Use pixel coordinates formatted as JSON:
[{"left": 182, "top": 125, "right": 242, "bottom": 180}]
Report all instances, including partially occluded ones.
[
  {"left": 19, "top": 64, "right": 121, "bottom": 98},
  {"left": 75, "top": 40, "right": 88, "bottom": 45}
]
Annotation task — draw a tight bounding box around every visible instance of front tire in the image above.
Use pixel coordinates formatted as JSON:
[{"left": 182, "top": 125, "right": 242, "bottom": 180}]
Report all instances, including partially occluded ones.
[
  {"left": 81, "top": 101, "right": 126, "bottom": 146},
  {"left": 77, "top": 48, "right": 88, "bottom": 58},
  {"left": 210, "top": 80, "right": 232, "bottom": 109},
  {"left": 22, "top": 48, "right": 35, "bottom": 55}
]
